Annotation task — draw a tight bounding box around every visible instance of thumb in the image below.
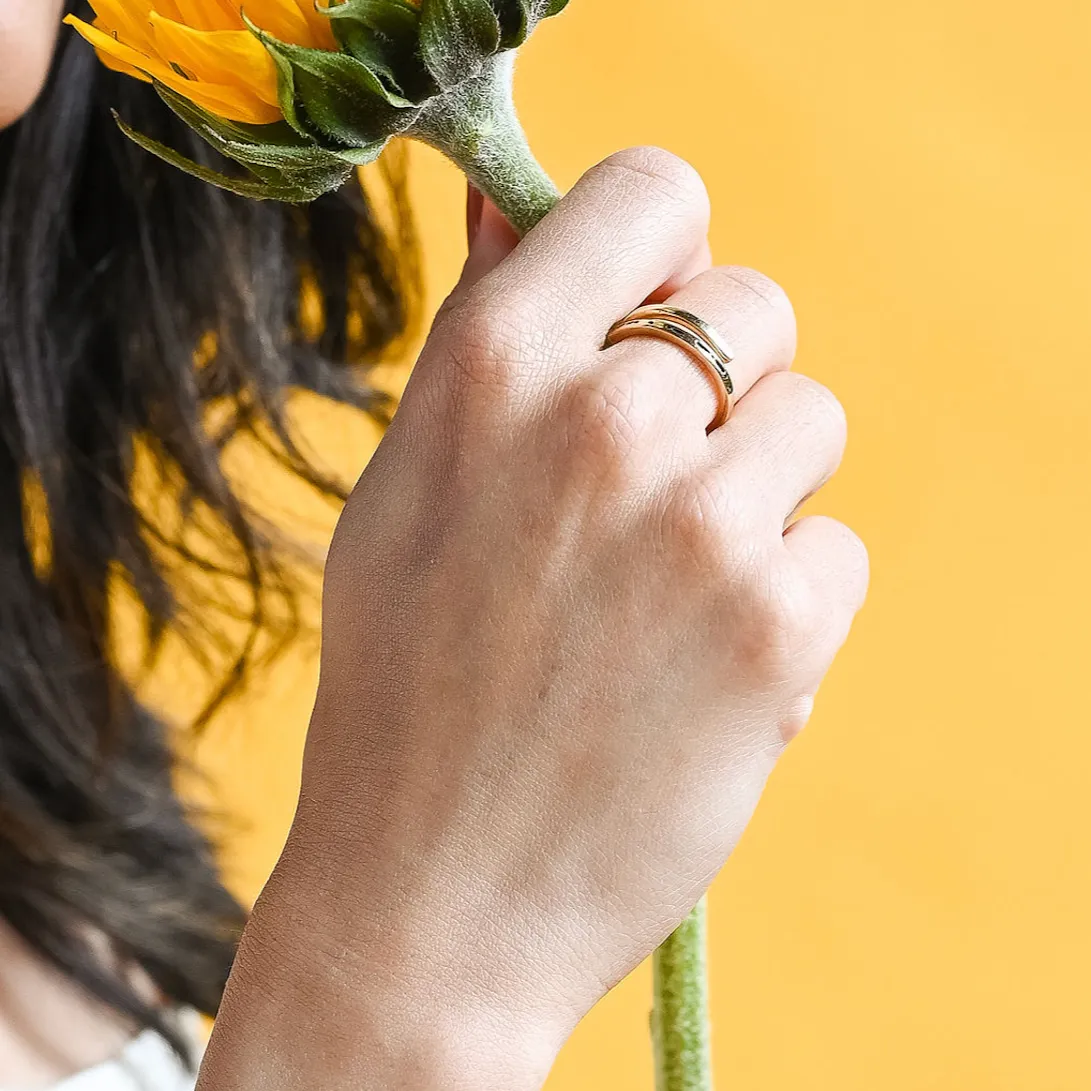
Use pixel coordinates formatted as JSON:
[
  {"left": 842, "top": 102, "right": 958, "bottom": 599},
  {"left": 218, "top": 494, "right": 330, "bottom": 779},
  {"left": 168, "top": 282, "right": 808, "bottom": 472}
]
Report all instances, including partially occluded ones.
[{"left": 458, "top": 184, "right": 521, "bottom": 290}]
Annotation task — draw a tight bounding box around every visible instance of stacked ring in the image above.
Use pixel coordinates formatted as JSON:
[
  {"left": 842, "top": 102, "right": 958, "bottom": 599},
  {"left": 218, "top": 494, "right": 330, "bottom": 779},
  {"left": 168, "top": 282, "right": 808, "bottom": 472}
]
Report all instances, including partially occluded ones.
[{"left": 604, "top": 305, "right": 737, "bottom": 432}]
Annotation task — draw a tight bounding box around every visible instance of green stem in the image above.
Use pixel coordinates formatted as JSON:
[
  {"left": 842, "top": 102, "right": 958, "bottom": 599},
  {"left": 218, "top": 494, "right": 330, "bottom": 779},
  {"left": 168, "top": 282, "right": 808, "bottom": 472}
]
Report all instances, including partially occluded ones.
[
  {"left": 651, "top": 896, "right": 713, "bottom": 1091},
  {"left": 409, "top": 53, "right": 559, "bottom": 236}
]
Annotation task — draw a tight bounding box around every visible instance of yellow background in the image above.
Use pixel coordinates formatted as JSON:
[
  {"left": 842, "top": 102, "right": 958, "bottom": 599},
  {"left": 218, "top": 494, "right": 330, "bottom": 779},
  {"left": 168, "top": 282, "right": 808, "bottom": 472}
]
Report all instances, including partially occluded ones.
[{"left": 177, "top": 1, "right": 1091, "bottom": 1087}]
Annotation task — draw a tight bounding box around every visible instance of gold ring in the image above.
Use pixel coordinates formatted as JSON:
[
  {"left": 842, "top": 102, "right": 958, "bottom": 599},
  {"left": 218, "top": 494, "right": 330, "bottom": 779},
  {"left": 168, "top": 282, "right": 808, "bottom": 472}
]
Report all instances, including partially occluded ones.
[{"left": 603, "top": 305, "right": 736, "bottom": 432}]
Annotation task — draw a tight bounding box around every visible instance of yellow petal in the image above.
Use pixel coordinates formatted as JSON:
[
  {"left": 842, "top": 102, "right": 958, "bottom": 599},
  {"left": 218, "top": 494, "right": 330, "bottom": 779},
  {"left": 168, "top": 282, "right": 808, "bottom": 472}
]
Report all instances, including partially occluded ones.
[
  {"left": 293, "top": 0, "right": 338, "bottom": 50},
  {"left": 239, "top": 0, "right": 317, "bottom": 47},
  {"left": 149, "top": 0, "right": 186, "bottom": 20},
  {"left": 65, "top": 15, "right": 281, "bottom": 123},
  {"left": 87, "top": 0, "right": 156, "bottom": 52},
  {"left": 161, "top": 77, "right": 282, "bottom": 123},
  {"left": 66, "top": 14, "right": 164, "bottom": 69},
  {"left": 169, "top": 0, "right": 244, "bottom": 31},
  {"left": 149, "top": 14, "right": 279, "bottom": 105},
  {"left": 97, "top": 48, "right": 154, "bottom": 82}
]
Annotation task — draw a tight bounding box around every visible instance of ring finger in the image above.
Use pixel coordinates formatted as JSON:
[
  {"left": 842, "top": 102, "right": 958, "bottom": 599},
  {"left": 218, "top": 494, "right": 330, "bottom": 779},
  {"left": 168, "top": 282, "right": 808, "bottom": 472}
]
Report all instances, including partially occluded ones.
[{"left": 599, "top": 265, "right": 798, "bottom": 438}]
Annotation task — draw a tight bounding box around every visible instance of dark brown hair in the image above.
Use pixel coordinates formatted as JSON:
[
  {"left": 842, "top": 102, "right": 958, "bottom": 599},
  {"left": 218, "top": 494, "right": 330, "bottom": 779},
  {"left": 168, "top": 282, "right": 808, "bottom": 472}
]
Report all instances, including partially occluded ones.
[{"left": 0, "top": 1, "right": 414, "bottom": 1060}]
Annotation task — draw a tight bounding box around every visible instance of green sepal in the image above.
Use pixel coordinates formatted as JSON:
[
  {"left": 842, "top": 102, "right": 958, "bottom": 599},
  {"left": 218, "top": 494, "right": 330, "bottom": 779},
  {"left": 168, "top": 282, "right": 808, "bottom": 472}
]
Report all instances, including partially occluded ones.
[
  {"left": 419, "top": 0, "right": 501, "bottom": 90},
  {"left": 329, "top": 21, "right": 399, "bottom": 86},
  {"left": 154, "top": 82, "right": 309, "bottom": 152},
  {"left": 325, "top": 0, "right": 438, "bottom": 102},
  {"left": 152, "top": 83, "right": 353, "bottom": 189},
  {"left": 113, "top": 112, "right": 348, "bottom": 201},
  {"left": 324, "top": 0, "right": 421, "bottom": 39},
  {"left": 328, "top": 142, "right": 391, "bottom": 165},
  {"left": 492, "top": 0, "right": 570, "bottom": 47},
  {"left": 492, "top": 0, "right": 527, "bottom": 47},
  {"left": 252, "top": 27, "right": 419, "bottom": 148}
]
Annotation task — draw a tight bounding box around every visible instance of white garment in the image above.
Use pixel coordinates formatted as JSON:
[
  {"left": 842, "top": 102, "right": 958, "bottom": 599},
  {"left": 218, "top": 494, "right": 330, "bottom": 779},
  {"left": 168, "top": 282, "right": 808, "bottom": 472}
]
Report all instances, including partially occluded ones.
[{"left": 20, "top": 1012, "right": 204, "bottom": 1091}]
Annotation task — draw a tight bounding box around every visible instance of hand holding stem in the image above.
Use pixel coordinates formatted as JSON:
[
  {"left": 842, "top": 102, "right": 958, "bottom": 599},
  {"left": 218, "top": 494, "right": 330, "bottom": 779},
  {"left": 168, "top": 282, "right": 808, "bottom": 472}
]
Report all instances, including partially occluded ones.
[{"left": 195, "top": 147, "right": 867, "bottom": 1091}]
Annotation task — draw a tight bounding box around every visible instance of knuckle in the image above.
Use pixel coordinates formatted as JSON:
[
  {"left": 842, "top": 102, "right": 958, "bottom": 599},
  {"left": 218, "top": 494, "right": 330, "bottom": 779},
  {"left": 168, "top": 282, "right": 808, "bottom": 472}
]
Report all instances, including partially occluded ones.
[
  {"left": 428, "top": 293, "right": 537, "bottom": 404},
  {"left": 719, "top": 265, "right": 794, "bottom": 321},
  {"left": 791, "top": 374, "right": 848, "bottom": 445},
  {"left": 661, "top": 475, "right": 754, "bottom": 579},
  {"left": 664, "top": 478, "right": 822, "bottom": 677},
  {"left": 841, "top": 523, "right": 870, "bottom": 573},
  {"left": 755, "top": 371, "right": 848, "bottom": 452},
  {"left": 814, "top": 516, "right": 871, "bottom": 607},
  {"left": 661, "top": 481, "right": 715, "bottom": 559},
  {"left": 737, "top": 562, "right": 820, "bottom": 677},
  {"left": 590, "top": 146, "right": 710, "bottom": 223},
  {"left": 717, "top": 267, "right": 797, "bottom": 358},
  {"left": 561, "top": 368, "right": 651, "bottom": 488},
  {"left": 435, "top": 292, "right": 508, "bottom": 356}
]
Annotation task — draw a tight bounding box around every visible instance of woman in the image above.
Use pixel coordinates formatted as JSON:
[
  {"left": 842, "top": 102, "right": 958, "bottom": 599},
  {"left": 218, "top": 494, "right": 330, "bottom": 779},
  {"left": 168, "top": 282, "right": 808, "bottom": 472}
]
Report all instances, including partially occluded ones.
[{"left": 1, "top": 2, "right": 868, "bottom": 1088}]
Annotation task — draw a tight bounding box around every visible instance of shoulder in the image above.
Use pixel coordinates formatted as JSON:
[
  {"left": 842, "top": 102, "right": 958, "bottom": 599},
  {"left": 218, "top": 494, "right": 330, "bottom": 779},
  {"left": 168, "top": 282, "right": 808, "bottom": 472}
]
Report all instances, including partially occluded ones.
[{"left": 4, "top": 1011, "right": 204, "bottom": 1091}]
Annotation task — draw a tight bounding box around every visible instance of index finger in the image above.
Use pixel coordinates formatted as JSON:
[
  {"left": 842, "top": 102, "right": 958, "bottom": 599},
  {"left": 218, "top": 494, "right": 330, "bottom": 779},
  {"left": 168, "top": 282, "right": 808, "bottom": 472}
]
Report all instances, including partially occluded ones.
[{"left": 478, "top": 146, "right": 712, "bottom": 352}]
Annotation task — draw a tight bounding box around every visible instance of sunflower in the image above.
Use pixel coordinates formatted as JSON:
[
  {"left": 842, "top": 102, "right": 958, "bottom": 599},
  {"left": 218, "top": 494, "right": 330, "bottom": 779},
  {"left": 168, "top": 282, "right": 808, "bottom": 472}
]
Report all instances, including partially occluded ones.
[
  {"left": 67, "top": 1, "right": 340, "bottom": 123},
  {"left": 66, "top": 0, "right": 568, "bottom": 231}
]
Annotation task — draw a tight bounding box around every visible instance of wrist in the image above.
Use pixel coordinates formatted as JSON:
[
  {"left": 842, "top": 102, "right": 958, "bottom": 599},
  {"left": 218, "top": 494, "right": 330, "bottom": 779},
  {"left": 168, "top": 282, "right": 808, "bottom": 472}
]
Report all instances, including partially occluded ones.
[{"left": 198, "top": 848, "right": 562, "bottom": 1091}]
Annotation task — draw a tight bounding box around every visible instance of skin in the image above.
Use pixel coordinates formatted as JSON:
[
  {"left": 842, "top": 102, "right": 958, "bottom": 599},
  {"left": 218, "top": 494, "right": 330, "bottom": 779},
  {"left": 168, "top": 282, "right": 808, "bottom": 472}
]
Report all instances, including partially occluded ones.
[
  {"left": 0, "top": 0, "right": 61, "bottom": 129},
  {"left": 2, "top": 9, "right": 867, "bottom": 1089}
]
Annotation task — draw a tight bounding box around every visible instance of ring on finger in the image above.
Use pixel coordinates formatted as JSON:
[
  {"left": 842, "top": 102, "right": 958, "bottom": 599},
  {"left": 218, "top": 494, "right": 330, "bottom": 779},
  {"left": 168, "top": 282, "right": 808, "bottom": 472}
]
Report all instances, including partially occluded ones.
[{"left": 604, "top": 305, "right": 736, "bottom": 432}]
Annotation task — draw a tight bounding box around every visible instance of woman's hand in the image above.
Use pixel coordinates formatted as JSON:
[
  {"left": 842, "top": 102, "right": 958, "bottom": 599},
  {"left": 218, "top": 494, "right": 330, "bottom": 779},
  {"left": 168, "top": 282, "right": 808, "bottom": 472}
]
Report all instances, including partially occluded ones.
[{"left": 199, "top": 147, "right": 867, "bottom": 1091}]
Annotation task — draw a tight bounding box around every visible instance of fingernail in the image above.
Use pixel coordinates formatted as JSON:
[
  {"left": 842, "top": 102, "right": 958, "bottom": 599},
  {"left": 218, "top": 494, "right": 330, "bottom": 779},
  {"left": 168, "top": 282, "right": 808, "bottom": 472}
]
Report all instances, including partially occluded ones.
[
  {"left": 475, "top": 197, "right": 520, "bottom": 254},
  {"left": 466, "top": 184, "right": 485, "bottom": 247}
]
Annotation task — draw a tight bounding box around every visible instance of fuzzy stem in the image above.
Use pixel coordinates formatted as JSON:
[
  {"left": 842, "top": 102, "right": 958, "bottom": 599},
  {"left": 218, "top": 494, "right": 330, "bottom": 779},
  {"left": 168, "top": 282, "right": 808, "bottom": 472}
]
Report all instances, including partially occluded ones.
[
  {"left": 409, "top": 53, "right": 559, "bottom": 236},
  {"left": 651, "top": 897, "right": 713, "bottom": 1091}
]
